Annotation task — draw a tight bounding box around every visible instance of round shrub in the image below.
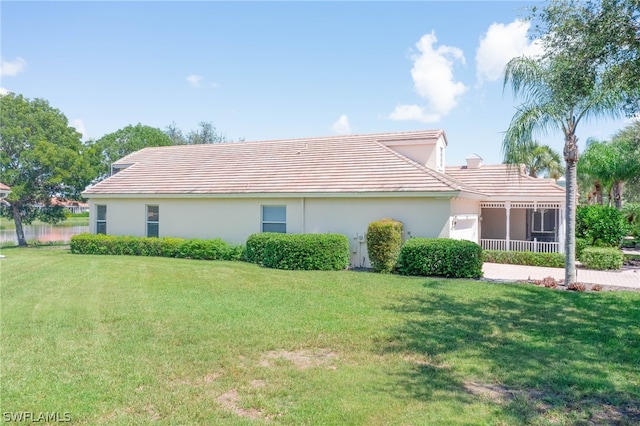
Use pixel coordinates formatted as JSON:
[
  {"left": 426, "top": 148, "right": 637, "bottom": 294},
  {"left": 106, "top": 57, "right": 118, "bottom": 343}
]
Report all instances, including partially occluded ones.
[
  {"left": 576, "top": 205, "right": 628, "bottom": 247},
  {"left": 366, "top": 219, "right": 404, "bottom": 273},
  {"left": 579, "top": 246, "right": 623, "bottom": 270},
  {"left": 396, "top": 238, "right": 483, "bottom": 279}
]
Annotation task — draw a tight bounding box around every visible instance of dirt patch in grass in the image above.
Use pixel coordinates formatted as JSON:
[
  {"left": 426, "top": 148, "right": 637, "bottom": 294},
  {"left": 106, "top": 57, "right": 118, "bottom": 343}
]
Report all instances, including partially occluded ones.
[
  {"left": 216, "top": 389, "right": 269, "bottom": 421},
  {"left": 259, "top": 349, "right": 337, "bottom": 370},
  {"left": 465, "top": 381, "right": 640, "bottom": 424}
]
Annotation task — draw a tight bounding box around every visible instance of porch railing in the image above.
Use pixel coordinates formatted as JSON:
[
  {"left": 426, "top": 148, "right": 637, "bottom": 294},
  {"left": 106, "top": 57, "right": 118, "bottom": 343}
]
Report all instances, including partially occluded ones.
[{"left": 481, "top": 239, "right": 560, "bottom": 253}]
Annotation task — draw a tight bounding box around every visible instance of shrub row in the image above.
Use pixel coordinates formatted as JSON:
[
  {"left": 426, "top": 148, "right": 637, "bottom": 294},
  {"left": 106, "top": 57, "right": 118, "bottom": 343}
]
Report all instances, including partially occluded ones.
[
  {"left": 483, "top": 250, "right": 565, "bottom": 268},
  {"left": 246, "top": 233, "right": 350, "bottom": 271},
  {"left": 580, "top": 247, "right": 623, "bottom": 270},
  {"left": 396, "top": 238, "right": 483, "bottom": 279},
  {"left": 366, "top": 219, "right": 403, "bottom": 273},
  {"left": 70, "top": 233, "right": 243, "bottom": 261}
]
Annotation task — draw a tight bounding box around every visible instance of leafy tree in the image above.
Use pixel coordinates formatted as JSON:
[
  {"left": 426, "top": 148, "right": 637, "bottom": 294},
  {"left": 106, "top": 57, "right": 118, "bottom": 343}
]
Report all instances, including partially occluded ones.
[
  {"left": 578, "top": 134, "right": 640, "bottom": 209},
  {"left": 90, "top": 123, "right": 173, "bottom": 181},
  {"left": 187, "top": 121, "right": 228, "bottom": 144},
  {"left": 0, "top": 93, "right": 94, "bottom": 246},
  {"left": 164, "top": 122, "right": 187, "bottom": 145},
  {"left": 504, "top": 141, "right": 565, "bottom": 178},
  {"left": 533, "top": 0, "right": 640, "bottom": 115},
  {"left": 503, "top": 52, "right": 628, "bottom": 285}
]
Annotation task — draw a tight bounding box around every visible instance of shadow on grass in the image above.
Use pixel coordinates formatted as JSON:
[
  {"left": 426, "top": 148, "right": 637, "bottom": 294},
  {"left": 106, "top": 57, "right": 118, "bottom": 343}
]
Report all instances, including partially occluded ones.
[{"left": 382, "top": 281, "right": 640, "bottom": 424}]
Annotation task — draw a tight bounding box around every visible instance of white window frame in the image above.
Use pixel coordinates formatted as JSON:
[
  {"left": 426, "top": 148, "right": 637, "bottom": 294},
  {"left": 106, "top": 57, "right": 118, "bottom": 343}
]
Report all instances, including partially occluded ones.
[
  {"left": 261, "top": 205, "right": 286, "bottom": 233},
  {"left": 96, "top": 205, "right": 107, "bottom": 234},
  {"left": 147, "top": 205, "right": 159, "bottom": 238}
]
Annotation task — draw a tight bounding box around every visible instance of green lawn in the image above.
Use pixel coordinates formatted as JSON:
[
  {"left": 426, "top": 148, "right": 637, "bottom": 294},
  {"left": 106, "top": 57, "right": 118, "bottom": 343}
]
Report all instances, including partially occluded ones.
[{"left": 1, "top": 248, "right": 639, "bottom": 425}]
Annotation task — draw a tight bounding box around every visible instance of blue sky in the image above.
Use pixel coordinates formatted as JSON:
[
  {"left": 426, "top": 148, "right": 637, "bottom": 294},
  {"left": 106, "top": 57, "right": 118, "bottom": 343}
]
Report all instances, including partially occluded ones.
[{"left": 1, "top": 1, "right": 632, "bottom": 166}]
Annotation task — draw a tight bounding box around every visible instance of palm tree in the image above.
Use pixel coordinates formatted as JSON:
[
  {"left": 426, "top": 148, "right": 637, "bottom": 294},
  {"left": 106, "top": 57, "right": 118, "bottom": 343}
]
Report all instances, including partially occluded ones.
[
  {"left": 503, "top": 55, "right": 627, "bottom": 285},
  {"left": 504, "top": 141, "right": 565, "bottom": 179}
]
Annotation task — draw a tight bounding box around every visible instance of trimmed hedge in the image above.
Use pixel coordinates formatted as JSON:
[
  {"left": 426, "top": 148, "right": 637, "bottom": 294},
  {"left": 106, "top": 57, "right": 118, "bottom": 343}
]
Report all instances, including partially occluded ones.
[
  {"left": 396, "top": 238, "right": 483, "bottom": 279},
  {"left": 245, "top": 233, "right": 282, "bottom": 265},
  {"left": 70, "top": 233, "right": 243, "bottom": 261},
  {"left": 246, "top": 233, "right": 350, "bottom": 270},
  {"left": 366, "top": 219, "right": 404, "bottom": 273},
  {"left": 483, "top": 250, "right": 565, "bottom": 268},
  {"left": 580, "top": 246, "right": 623, "bottom": 270}
]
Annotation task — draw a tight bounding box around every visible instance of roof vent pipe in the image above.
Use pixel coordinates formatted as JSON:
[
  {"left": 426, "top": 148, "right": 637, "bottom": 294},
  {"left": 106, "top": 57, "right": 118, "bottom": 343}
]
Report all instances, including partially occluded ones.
[{"left": 465, "top": 153, "right": 483, "bottom": 169}]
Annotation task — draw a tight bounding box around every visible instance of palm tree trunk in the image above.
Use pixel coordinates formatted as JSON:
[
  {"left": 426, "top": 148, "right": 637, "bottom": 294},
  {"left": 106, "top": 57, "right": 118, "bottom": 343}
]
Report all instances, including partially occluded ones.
[
  {"left": 613, "top": 181, "right": 623, "bottom": 210},
  {"left": 564, "top": 134, "right": 578, "bottom": 285},
  {"left": 11, "top": 204, "right": 27, "bottom": 247}
]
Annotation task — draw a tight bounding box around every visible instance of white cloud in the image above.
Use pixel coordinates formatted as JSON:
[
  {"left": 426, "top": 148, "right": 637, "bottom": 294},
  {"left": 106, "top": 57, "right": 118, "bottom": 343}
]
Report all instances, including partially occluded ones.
[
  {"left": 186, "top": 74, "right": 204, "bottom": 87},
  {"left": 0, "top": 57, "right": 27, "bottom": 77},
  {"left": 0, "top": 87, "right": 9, "bottom": 96},
  {"left": 186, "top": 74, "right": 219, "bottom": 89},
  {"left": 475, "top": 20, "right": 543, "bottom": 84},
  {"left": 389, "top": 104, "right": 440, "bottom": 123},
  {"left": 71, "top": 119, "right": 88, "bottom": 140},
  {"left": 390, "top": 32, "right": 467, "bottom": 123},
  {"left": 331, "top": 114, "right": 351, "bottom": 134}
]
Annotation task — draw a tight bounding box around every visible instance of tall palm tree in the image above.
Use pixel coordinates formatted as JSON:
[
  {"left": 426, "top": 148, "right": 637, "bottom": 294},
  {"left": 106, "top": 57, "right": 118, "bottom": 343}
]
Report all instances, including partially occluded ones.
[
  {"left": 504, "top": 141, "right": 565, "bottom": 179},
  {"left": 503, "top": 55, "right": 627, "bottom": 285}
]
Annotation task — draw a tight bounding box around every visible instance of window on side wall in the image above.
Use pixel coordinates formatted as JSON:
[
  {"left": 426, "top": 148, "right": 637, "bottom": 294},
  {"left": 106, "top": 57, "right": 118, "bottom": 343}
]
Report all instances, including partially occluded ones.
[
  {"left": 96, "top": 205, "right": 107, "bottom": 234},
  {"left": 262, "top": 205, "right": 286, "bottom": 233},
  {"left": 147, "top": 205, "right": 159, "bottom": 238}
]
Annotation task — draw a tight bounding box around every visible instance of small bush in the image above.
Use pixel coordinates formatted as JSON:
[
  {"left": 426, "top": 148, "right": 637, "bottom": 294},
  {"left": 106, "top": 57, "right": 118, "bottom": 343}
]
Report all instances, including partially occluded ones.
[
  {"left": 71, "top": 233, "right": 242, "bottom": 261},
  {"left": 580, "top": 246, "right": 623, "bottom": 270},
  {"left": 568, "top": 282, "right": 587, "bottom": 292},
  {"left": 262, "top": 233, "right": 350, "bottom": 271},
  {"left": 483, "top": 250, "right": 565, "bottom": 268},
  {"left": 575, "top": 237, "right": 589, "bottom": 260},
  {"left": 396, "top": 238, "right": 483, "bottom": 279},
  {"left": 576, "top": 205, "right": 628, "bottom": 247},
  {"left": 534, "top": 276, "right": 558, "bottom": 288},
  {"left": 366, "top": 219, "right": 404, "bottom": 273}
]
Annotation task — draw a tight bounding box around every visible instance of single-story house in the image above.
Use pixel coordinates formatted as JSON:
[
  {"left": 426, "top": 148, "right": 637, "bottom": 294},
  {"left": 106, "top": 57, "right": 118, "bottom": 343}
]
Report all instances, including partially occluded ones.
[{"left": 82, "top": 130, "right": 566, "bottom": 267}]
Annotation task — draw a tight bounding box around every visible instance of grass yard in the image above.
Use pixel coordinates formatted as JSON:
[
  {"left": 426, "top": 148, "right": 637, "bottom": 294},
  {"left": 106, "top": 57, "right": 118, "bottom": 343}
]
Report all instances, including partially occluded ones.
[{"left": 1, "top": 247, "right": 639, "bottom": 425}]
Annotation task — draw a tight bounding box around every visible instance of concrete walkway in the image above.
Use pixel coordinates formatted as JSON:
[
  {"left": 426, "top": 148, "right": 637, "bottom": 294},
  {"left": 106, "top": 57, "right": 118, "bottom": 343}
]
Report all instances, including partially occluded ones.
[{"left": 482, "top": 262, "right": 640, "bottom": 290}]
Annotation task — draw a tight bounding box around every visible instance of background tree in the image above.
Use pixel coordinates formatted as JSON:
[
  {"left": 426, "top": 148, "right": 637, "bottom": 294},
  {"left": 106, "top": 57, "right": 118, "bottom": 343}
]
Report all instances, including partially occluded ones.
[
  {"left": 503, "top": 141, "right": 565, "bottom": 178},
  {"left": 578, "top": 134, "right": 640, "bottom": 209},
  {"left": 89, "top": 123, "right": 173, "bottom": 182},
  {"left": 164, "top": 122, "right": 187, "bottom": 145},
  {"left": 186, "top": 121, "right": 228, "bottom": 144},
  {"left": 0, "top": 93, "right": 94, "bottom": 246}
]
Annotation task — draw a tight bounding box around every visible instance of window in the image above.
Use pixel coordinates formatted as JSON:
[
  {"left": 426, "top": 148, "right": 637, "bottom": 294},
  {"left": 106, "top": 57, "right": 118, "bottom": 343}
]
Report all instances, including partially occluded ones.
[
  {"left": 531, "top": 209, "right": 555, "bottom": 233},
  {"left": 147, "top": 205, "right": 159, "bottom": 238},
  {"left": 96, "top": 205, "right": 107, "bottom": 234},
  {"left": 262, "top": 205, "right": 286, "bottom": 233}
]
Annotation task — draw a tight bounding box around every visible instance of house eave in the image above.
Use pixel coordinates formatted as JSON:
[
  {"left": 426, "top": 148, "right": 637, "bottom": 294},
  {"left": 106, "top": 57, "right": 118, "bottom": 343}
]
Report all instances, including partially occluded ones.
[{"left": 81, "top": 190, "right": 464, "bottom": 200}]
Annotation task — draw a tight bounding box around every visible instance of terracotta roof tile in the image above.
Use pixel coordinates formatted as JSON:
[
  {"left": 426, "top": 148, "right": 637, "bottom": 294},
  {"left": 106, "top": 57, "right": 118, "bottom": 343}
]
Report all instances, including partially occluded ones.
[
  {"left": 445, "top": 164, "right": 565, "bottom": 201},
  {"left": 0, "top": 183, "right": 10, "bottom": 191},
  {"left": 84, "top": 130, "right": 483, "bottom": 197}
]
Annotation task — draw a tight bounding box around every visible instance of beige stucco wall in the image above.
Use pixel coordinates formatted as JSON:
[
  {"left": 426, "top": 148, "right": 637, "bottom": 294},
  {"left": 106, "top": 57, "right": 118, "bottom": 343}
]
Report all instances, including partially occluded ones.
[{"left": 89, "top": 195, "right": 453, "bottom": 268}]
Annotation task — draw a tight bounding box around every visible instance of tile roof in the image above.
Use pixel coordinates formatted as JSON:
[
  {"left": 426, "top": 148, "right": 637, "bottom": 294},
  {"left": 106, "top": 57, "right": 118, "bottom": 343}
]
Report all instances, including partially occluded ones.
[
  {"left": 445, "top": 164, "right": 565, "bottom": 201},
  {"left": 0, "top": 183, "right": 10, "bottom": 191},
  {"left": 83, "top": 130, "right": 484, "bottom": 197}
]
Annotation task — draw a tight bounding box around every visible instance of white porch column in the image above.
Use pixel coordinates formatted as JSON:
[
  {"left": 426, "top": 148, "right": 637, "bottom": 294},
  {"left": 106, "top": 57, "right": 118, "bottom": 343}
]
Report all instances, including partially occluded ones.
[
  {"left": 558, "top": 205, "right": 565, "bottom": 254},
  {"left": 505, "top": 201, "right": 511, "bottom": 251}
]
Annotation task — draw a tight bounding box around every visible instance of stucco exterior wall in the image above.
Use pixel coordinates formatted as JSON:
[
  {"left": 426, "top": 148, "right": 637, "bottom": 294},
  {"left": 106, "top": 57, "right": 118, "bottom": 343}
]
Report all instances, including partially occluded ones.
[{"left": 89, "top": 196, "right": 454, "bottom": 268}]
